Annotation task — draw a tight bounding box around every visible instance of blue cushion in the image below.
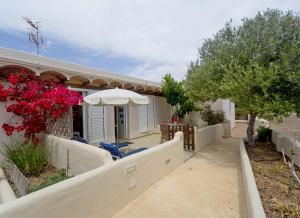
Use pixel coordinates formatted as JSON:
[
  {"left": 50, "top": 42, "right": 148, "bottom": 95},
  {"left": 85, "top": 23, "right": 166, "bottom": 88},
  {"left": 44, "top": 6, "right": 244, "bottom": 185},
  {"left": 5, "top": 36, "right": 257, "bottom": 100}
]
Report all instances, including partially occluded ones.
[
  {"left": 123, "top": 147, "right": 148, "bottom": 157},
  {"left": 100, "top": 143, "right": 123, "bottom": 158},
  {"left": 100, "top": 142, "right": 148, "bottom": 159},
  {"left": 111, "top": 142, "right": 128, "bottom": 149}
]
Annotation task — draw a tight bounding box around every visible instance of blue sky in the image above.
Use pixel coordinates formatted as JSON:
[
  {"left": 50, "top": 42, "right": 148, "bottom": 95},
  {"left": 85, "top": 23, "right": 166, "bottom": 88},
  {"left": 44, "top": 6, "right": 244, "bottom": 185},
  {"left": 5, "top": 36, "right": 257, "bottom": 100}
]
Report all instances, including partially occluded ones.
[
  {"left": 0, "top": 29, "right": 142, "bottom": 74},
  {"left": 0, "top": 1, "right": 299, "bottom": 82}
]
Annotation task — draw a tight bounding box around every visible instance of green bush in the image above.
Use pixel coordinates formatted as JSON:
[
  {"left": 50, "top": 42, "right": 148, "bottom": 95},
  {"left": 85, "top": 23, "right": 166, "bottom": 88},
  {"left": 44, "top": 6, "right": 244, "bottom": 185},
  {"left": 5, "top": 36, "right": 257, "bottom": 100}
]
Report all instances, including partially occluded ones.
[
  {"left": 3, "top": 138, "right": 48, "bottom": 176},
  {"left": 200, "top": 105, "right": 225, "bottom": 125},
  {"left": 257, "top": 126, "right": 272, "bottom": 142}
]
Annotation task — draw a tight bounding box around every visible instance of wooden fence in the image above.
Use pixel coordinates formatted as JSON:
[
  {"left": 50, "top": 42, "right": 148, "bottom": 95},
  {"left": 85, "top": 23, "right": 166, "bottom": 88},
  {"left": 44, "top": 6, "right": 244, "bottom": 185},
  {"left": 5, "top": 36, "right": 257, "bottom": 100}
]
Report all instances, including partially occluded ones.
[
  {"left": 160, "top": 123, "right": 195, "bottom": 150},
  {"left": 7, "top": 163, "right": 29, "bottom": 196}
]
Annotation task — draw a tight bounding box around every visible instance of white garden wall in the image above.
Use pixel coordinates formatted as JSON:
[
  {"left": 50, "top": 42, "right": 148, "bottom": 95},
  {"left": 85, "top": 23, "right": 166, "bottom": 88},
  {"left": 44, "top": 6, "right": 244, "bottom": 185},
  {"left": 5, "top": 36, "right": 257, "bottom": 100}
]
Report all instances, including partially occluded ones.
[
  {"left": 0, "top": 132, "right": 184, "bottom": 218},
  {"left": 240, "top": 140, "right": 266, "bottom": 218},
  {"left": 43, "top": 134, "right": 113, "bottom": 176},
  {"left": 210, "top": 99, "right": 236, "bottom": 128},
  {"left": 194, "top": 123, "right": 226, "bottom": 153},
  {"left": 0, "top": 168, "right": 16, "bottom": 204}
]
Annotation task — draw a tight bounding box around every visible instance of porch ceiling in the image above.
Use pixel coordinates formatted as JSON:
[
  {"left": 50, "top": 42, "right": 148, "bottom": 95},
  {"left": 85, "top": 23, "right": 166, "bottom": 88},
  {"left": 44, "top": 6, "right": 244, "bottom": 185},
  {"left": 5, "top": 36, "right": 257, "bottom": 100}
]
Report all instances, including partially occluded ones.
[{"left": 0, "top": 61, "right": 162, "bottom": 96}]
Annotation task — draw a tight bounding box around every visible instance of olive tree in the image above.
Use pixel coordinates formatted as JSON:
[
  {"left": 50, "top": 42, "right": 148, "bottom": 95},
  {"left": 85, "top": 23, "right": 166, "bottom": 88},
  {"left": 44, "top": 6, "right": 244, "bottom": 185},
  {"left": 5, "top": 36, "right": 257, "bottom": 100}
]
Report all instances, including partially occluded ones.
[
  {"left": 185, "top": 9, "right": 300, "bottom": 145},
  {"left": 162, "top": 74, "right": 196, "bottom": 119}
]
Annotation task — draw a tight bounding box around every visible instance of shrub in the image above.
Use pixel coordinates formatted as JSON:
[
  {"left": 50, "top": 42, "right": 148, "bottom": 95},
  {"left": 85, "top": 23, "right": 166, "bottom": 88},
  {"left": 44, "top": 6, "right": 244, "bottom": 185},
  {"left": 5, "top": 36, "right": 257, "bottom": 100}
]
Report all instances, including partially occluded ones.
[
  {"left": 0, "top": 69, "right": 83, "bottom": 140},
  {"left": 256, "top": 126, "right": 272, "bottom": 142},
  {"left": 3, "top": 138, "right": 48, "bottom": 176},
  {"left": 200, "top": 105, "right": 225, "bottom": 125}
]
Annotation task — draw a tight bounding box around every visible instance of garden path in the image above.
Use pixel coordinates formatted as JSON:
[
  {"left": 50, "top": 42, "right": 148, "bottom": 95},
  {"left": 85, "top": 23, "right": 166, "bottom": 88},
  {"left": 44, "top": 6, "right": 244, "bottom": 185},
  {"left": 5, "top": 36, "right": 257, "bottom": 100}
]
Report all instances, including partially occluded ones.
[{"left": 113, "top": 134, "right": 247, "bottom": 218}]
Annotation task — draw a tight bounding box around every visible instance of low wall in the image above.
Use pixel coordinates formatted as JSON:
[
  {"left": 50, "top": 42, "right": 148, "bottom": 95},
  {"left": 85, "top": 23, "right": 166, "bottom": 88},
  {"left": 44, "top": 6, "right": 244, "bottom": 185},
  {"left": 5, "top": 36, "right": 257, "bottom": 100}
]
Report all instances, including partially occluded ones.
[
  {"left": 194, "top": 123, "right": 225, "bottom": 153},
  {"left": 0, "top": 168, "right": 16, "bottom": 204},
  {"left": 43, "top": 134, "right": 113, "bottom": 176},
  {"left": 271, "top": 130, "right": 300, "bottom": 167},
  {"left": 0, "top": 132, "right": 184, "bottom": 218},
  {"left": 240, "top": 140, "right": 266, "bottom": 218}
]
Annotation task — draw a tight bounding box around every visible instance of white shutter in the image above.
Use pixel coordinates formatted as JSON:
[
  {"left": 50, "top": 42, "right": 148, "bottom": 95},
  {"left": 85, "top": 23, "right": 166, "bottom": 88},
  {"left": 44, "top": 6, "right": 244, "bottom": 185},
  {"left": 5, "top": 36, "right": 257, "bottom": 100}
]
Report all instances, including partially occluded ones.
[
  {"left": 147, "top": 96, "right": 155, "bottom": 130},
  {"left": 139, "top": 105, "right": 148, "bottom": 132},
  {"left": 87, "top": 90, "right": 105, "bottom": 143},
  {"left": 88, "top": 106, "right": 105, "bottom": 143},
  {"left": 139, "top": 95, "right": 155, "bottom": 132}
]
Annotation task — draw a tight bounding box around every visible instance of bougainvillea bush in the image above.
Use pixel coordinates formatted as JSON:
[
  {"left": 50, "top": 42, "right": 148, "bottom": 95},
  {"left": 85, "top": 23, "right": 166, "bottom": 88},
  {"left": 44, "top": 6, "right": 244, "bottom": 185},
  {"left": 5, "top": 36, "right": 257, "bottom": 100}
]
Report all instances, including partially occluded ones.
[{"left": 0, "top": 69, "right": 83, "bottom": 140}]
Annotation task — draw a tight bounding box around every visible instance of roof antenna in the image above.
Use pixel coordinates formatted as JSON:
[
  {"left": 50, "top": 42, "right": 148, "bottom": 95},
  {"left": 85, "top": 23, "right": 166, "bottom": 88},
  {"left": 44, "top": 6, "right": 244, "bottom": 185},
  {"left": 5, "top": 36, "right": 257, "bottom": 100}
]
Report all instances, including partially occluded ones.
[{"left": 23, "top": 17, "right": 43, "bottom": 55}]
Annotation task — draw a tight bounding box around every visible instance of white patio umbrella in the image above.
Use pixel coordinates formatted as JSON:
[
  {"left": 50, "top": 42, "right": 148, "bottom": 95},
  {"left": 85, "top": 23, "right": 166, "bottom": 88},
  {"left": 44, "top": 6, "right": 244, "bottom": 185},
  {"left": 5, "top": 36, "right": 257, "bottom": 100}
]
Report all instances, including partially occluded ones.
[
  {"left": 83, "top": 87, "right": 149, "bottom": 106},
  {"left": 83, "top": 88, "right": 149, "bottom": 144}
]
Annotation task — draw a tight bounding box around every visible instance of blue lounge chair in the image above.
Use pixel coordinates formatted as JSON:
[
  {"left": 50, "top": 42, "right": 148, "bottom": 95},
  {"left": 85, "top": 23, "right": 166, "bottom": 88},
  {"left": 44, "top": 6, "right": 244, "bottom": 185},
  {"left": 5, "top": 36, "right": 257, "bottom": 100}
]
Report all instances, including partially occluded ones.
[
  {"left": 111, "top": 142, "right": 129, "bottom": 149},
  {"left": 73, "top": 136, "right": 88, "bottom": 144},
  {"left": 99, "top": 142, "right": 148, "bottom": 160}
]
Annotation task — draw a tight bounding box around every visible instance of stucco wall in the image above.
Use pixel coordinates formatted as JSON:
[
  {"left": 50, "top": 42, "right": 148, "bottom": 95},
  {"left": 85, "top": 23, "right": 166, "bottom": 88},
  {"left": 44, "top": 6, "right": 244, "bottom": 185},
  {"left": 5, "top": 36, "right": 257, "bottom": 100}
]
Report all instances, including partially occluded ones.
[
  {"left": 210, "top": 99, "right": 236, "bottom": 129},
  {"left": 240, "top": 139, "right": 266, "bottom": 218},
  {"left": 0, "top": 132, "right": 184, "bottom": 218},
  {"left": 0, "top": 82, "right": 24, "bottom": 162},
  {"left": 0, "top": 168, "right": 16, "bottom": 204},
  {"left": 194, "top": 123, "right": 225, "bottom": 153},
  {"left": 44, "top": 134, "right": 113, "bottom": 176},
  {"left": 271, "top": 130, "right": 300, "bottom": 167},
  {"left": 104, "top": 106, "right": 115, "bottom": 142}
]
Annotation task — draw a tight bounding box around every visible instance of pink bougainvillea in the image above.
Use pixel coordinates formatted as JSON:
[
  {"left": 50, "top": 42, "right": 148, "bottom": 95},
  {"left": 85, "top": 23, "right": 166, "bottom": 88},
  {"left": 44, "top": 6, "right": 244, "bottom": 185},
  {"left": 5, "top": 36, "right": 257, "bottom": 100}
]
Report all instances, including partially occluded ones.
[{"left": 0, "top": 69, "right": 83, "bottom": 139}]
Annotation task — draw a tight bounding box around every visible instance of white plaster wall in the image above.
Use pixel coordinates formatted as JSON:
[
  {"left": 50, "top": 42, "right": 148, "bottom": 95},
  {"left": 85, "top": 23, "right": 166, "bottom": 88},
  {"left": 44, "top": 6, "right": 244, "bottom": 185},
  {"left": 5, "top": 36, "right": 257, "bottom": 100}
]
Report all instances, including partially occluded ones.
[
  {"left": 104, "top": 106, "right": 115, "bottom": 142},
  {"left": 0, "top": 168, "right": 16, "bottom": 204},
  {"left": 209, "top": 99, "right": 236, "bottom": 129},
  {"left": 0, "top": 82, "right": 24, "bottom": 162},
  {"left": 0, "top": 132, "right": 184, "bottom": 218},
  {"left": 44, "top": 134, "right": 113, "bottom": 176},
  {"left": 0, "top": 101, "right": 10, "bottom": 162},
  {"left": 240, "top": 139, "right": 266, "bottom": 218},
  {"left": 194, "top": 123, "right": 225, "bottom": 153}
]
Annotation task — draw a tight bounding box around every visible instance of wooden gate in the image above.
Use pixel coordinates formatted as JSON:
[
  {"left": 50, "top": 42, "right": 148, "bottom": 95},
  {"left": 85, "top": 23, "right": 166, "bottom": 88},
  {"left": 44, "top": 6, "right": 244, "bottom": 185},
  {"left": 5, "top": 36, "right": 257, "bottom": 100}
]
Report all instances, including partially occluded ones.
[{"left": 160, "top": 123, "right": 195, "bottom": 150}]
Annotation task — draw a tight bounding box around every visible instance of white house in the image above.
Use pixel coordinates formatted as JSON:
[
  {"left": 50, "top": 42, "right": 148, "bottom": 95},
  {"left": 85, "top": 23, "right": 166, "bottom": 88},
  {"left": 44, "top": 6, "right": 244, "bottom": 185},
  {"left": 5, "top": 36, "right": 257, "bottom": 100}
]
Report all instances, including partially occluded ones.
[
  {"left": 0, "top": 47, "right": 235, "bottom": 145},
  {"left": 0, "top": 48, "right": 171, "bottom": 145}
]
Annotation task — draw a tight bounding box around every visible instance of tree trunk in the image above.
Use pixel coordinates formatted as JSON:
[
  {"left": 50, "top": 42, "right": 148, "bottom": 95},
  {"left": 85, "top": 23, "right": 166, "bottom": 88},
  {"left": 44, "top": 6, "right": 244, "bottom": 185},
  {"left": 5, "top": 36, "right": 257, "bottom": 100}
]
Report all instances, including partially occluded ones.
[{"left": 247, "top": 114, "right": 257, "bottom": 145}]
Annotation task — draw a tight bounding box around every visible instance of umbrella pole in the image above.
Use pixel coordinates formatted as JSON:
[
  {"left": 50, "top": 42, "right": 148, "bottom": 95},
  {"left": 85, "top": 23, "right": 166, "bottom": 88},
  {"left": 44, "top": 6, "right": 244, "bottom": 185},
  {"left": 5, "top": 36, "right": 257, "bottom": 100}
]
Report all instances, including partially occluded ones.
[{"left": 116, "top": 106, "right": 118, "bottom": 145}]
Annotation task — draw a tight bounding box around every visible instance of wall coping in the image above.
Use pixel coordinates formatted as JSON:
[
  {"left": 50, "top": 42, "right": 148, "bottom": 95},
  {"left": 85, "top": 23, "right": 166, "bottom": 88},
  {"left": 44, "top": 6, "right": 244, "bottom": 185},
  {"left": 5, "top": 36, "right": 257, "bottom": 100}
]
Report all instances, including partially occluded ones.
[
  {"left": 240, "top": 139, "right": 266, "bottom": 218},
  {"left": 0, "top": 168, "right": 16, "bottom": 204}
]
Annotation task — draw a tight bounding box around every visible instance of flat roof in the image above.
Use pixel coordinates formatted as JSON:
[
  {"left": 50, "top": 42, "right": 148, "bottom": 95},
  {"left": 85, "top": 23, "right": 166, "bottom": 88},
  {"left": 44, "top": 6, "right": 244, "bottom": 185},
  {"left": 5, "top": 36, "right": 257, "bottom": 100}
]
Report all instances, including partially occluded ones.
[{"left": 0, "top": 47, "right": 161, "bottom": 89}]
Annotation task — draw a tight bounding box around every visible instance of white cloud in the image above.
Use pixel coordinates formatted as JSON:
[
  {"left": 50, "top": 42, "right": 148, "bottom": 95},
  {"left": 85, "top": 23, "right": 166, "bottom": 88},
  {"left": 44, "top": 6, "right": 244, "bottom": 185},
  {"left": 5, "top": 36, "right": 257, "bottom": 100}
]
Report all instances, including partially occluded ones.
[{"left": 0, "top": 0, "right": 299, "bottom": 81}]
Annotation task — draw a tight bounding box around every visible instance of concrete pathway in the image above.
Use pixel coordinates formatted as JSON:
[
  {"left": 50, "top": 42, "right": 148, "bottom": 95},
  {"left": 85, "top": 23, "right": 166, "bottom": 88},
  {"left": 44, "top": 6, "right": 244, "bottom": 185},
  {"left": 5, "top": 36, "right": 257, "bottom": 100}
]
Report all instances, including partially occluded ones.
[
  {"left": 231, "top": 123, "right": 248, "bottom": 139},
  {"left": 113, "top": 137, "right": 247, "bottom": 218}
]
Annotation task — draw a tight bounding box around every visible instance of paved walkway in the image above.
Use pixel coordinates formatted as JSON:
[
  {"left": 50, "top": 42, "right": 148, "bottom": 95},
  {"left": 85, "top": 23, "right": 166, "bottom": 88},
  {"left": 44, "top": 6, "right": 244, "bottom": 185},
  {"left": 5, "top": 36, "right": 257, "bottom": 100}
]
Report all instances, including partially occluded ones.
[{"left": 113, "top": 137, "right": 247, "bottom": 218}]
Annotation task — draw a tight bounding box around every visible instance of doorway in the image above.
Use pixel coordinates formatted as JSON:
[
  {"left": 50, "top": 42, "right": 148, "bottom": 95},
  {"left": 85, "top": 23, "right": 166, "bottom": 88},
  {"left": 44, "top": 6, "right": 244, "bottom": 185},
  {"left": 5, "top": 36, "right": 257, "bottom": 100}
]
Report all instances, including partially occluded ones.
[
  {"left": 114, "top": 106, "right": 128, "bottom": 140},
  {"left": 72, "top": 91, "right": 87, "bottom": 139},
  {"left": 73, "top": 105, "right": 84, "bottom": 138}
]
